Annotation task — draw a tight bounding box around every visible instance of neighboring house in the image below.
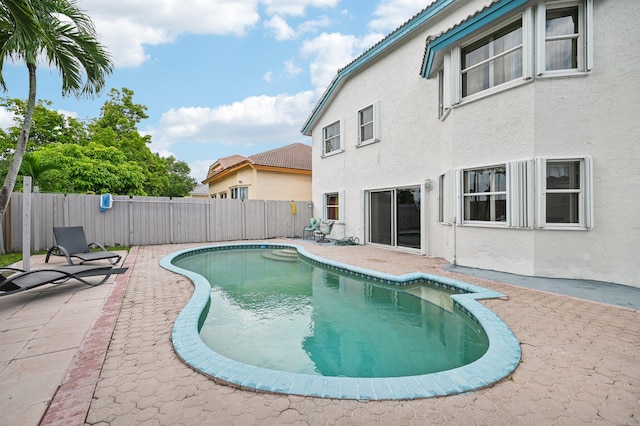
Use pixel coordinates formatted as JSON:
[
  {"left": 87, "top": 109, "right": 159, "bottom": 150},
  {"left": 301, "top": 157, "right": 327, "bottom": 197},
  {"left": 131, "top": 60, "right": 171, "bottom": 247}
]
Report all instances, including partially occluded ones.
[
  {"left": 187, "top": 184, "right": 210, "bottom": 199},
  {"left": 301, "top": 0, "right": 640, "bottom": 287},
  {"left": 202, "top": 143, "right": 312, "bottom": 201}
]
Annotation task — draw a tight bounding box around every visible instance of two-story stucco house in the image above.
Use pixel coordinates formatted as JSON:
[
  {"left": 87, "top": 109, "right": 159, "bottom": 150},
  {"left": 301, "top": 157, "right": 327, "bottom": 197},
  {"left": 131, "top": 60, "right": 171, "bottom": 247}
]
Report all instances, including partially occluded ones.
[
  {"left": 202, "top": 143, "right": 312, "bottom": 201},
  {"left": 302, "top": 0, "right": 640, "bottom": 287}
]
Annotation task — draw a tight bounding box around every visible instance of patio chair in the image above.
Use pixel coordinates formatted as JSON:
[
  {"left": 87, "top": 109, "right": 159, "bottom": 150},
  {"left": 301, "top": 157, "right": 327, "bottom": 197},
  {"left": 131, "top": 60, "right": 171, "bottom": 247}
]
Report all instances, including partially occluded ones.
[
  {"left": 45, "top": 226, "right": 121, "bottom": 266},
  {"left": 313, "top": 220, "right": 335, "bottom": 243},
  {"left": 303, "top": 217, "right": 320, "bottom": 240},
  {"left": 0, "top": 264, "right": 128, "bottom": 297}
]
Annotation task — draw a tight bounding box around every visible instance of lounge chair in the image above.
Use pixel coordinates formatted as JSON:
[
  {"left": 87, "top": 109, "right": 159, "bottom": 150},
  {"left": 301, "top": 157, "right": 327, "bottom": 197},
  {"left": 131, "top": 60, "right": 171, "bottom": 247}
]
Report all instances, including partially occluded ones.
[
  {"left": 0, "top": 264, "right": 128, "bottom": 297},
  {"left": 303, "top": 217, "right": 320, "bottom": 240},
  {"left": 314, "top": 220, "right": 335, "bottom": 243},
  {"left": 45, "top": 226, "right": 121, "bottom": 266}
]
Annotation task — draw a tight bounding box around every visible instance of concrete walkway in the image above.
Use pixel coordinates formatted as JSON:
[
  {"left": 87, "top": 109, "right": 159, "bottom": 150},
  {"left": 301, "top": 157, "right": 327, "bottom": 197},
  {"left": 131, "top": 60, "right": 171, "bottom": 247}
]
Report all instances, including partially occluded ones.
[
  {"left": 0, "top": 250, "right": 129, "bottom": 426},
  {"left": 1, "top": 241, "right": 639, "bottom": 425}
]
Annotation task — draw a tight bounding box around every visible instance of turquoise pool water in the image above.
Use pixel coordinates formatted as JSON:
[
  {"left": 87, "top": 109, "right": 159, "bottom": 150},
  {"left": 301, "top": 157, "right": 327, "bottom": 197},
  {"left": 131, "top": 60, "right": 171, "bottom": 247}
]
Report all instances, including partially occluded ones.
[
  {"left": 161, "top": 243, "right": 521, "bottom": 400},
  {"left": 173, "top": 248, "right": 489, "bottom": 378}
]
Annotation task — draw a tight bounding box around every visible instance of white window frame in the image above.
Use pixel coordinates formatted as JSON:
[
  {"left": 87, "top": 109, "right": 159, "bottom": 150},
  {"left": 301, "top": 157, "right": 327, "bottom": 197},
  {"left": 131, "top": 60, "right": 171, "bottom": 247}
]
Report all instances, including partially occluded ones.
[
  {"left": 439, "top": 0, "right": 592, "bottom": 114},
  {"left": 322, "top": 120, "right": 343, "bottom": 156},
  {"left": 455, "top": 160, "right": 532, "bottom": 228},
  {"left": 536, "top": 0, "right": 593, "bottom": 77},
  {"left": 457, "top": 164, "right": 509, "bottom": 226},
  {"left": 230, "top": 186, "right": 248, "bottom": 200},
  {"left": 535, "top": 156, "right": 593, "bottom": 229},
  {"left": 356, "top": 101, "right": 380, "bottom": 147},
  {"left": 219, "top": 192, "right": 227, "bottom": 199},
  {"left": 460, "top": 17, "right": 527, "bottom": 100},
  {"left": 323, "top": 191, "right": 344, "bottom": 222}
]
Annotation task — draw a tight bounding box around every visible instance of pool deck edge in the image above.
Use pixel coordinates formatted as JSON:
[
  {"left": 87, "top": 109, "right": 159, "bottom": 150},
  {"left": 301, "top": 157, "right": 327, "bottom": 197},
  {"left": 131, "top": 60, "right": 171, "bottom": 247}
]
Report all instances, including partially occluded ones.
[{"left": 160, "top": 242, "right": 522, "bottom": 401}]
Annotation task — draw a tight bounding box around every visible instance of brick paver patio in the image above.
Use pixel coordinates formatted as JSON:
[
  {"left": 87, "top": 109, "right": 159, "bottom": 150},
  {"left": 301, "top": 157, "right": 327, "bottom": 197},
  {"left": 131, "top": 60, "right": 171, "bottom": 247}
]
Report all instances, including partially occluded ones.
[{"left": 4, "top": 240, "right": 639, "bottom": 425}]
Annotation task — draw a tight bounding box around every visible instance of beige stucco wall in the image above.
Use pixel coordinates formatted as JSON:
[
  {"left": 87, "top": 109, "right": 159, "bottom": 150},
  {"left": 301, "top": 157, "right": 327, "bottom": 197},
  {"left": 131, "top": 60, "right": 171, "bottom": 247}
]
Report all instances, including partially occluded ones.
[
  {"left": 208, "top": 166, "right": 311, "bottom": 201},
  {"left": 254, "top": 170, "right": 312, "bottom": 201},
  {"left": 308, "top": 0, "right": 640, "bottom": 286}
]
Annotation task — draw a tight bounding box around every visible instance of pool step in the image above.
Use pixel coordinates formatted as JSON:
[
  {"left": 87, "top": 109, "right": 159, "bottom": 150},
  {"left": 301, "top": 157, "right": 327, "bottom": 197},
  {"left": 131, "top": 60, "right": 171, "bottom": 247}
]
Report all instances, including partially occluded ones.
[{"left": 261, "top": 249, "right": 299, "bottom": 262}]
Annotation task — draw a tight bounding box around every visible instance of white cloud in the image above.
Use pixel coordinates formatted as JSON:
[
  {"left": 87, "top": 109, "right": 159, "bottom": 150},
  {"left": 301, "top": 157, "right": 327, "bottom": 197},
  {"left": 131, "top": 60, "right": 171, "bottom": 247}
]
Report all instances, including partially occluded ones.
[
  {"left": 264, "top": 15, "right": 296, "bottom": 41},
  {"left": 148, "top": 90, "right": 316, "bottom": 153},
  {"left": 261, "top": 0, "right": 340, "bottom": 17},
  {"left": 368, "top": 0, "right": 428, "bottom": 33},
  {"left": 300, "top": 32, "right": 382, "bottom": 90},
  {"left": 284, "top": 59, "right": 302, "bottom": 78},
  {"left": 189, "top": 159, "right": 216, "bottom": 182},
  {"left": 0, "top": 107, "right": 16, "bottom": 131},
  {"left": 80, "top": 0, "right": 261, "bottom": 68},
  {"left": 263, "top": 71, "right": 274, "bottom": 82}
]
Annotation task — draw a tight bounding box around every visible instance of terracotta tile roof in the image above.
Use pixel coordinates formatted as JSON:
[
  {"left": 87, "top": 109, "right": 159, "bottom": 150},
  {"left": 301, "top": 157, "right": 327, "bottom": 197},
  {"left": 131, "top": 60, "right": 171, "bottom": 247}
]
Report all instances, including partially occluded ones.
[
  {"left": 203, "top": 143, "right": 311, "bottom": 183},
  {"left": 248, "top": 143, "right": 311, "bottom": 171}
]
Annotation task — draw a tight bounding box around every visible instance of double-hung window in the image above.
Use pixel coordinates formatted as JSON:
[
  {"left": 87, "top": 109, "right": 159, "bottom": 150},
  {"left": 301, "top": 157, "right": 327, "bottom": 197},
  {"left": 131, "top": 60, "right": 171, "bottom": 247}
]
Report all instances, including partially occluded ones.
[
  {"left": 537, "top": 1, "right": 591, "bottom": 75},
  {"left": 324, "top": 191, "right": 344, "bottom": 222},
  {"left": 323, "top": 121, "right": 341, "bottom": 155},
  {"left": 536, "top": 157, "right": 592, "bottom": 228},
  {"left": 461, "top": 20, "right": 524, "bottom": 98},
  {"left": 461, "top": 165, "right": 507, "bottom": 223},
  {"left": 435, "top": 1, "right": 592, "bottom": 113},
  {"left": 357, "top": 102, "right": 380, "bottom": 146},
  {"left": 325, "top": 192, "right": 339, "bottom": 221}
]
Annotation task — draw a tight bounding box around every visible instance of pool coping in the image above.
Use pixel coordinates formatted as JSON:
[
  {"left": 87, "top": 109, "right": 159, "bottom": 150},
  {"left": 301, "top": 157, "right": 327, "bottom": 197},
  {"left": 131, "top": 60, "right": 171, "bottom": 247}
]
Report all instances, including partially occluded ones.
[{"left": 160, "top": 243, "right": 521, "bottom": 401}]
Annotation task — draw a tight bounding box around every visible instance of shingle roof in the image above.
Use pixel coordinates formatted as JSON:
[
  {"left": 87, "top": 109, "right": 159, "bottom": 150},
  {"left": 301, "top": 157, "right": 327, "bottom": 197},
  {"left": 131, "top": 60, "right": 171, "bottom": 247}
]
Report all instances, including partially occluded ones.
[{"left": 203, "top": 143, "right": 311, "bottom": 183}]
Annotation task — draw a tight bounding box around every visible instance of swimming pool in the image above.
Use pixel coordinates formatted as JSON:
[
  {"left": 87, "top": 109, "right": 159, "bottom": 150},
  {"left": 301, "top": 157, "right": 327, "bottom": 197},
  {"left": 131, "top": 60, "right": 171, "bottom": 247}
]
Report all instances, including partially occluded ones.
[{"left": 160, "top": 243, "right": 521, "bottom": 400}]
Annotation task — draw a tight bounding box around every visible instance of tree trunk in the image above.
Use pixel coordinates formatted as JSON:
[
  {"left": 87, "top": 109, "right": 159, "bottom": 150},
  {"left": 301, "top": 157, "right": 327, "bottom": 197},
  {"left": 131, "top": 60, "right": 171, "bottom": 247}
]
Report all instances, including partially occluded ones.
[{"left": 0, "top": 62, "right": 36, "bottom": 219}]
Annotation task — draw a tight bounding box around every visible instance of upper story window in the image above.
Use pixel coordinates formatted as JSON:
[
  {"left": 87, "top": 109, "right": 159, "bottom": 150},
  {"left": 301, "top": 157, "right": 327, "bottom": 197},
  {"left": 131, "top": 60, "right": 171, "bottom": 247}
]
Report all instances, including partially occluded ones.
[
  {"left": 219, "top": 192, "right": 228, "bottom": 199},
  {"left": 231, "top": 186, "right": 248, "bottom": 200},
  {"left": 537, "top": 1, "right": 590, "bottom": 75},
  {"left": 545, "top": 6, "right": 578, "bottom": 70},
  {"left": 462, "top": 20, "right": 523, "bottom": 98},
  {"left": 433, "top": 1, "right": 592, "bottom": 113},
  {"left": 357, "top": 102, "right": 380, "bottom": 146},
  {"left": 323, "top": 121, "right": 341, "bottom": 155}
]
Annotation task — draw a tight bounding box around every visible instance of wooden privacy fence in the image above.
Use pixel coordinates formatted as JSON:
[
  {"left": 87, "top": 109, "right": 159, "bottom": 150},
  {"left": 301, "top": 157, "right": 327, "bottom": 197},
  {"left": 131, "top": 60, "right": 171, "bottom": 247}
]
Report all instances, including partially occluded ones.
[{"left": 6, "top": 193, "right": 313, "bottom": 253}]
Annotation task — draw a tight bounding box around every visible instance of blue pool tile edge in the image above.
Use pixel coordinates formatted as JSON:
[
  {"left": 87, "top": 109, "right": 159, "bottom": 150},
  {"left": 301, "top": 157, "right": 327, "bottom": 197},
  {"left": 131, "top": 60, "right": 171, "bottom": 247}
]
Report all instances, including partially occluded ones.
[{"left": 160, "top": 243, "right": 522, "bottom": 400}]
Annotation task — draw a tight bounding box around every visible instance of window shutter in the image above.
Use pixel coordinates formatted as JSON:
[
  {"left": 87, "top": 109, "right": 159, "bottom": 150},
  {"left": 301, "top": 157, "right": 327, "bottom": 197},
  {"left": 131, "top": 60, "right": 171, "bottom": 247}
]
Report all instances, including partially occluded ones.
[
  {"left": 584, "top": 156, "right": 594, "bottom": 229},
  {"left": 441, "top": 170, "right": 453, "bottom": 224},
  {"left": 535, "top": 3, "right": 546, "bottom": 76},
  {"left": 534, "top": 157, "right": 546, "bottom": 228},
  {"left": 373, "top": 101, "right": 381, "bottom": 142},
  {"left": 356, "top": 111, "right": 361, "bottom": 146},
  {"left": 522, "top": 7, "right": 534, "bottom": 80},
  {"left": 585, "top": 0, "right": 594, "bottom": 71},
  {"left": 455, "top": 168, "right": 464, "bottom": 225},
  {"left": 339, "top": 190, "right": 345, "bottom": 223},
  {"left": 449, "top": 47, "right": 461, "bottom": 106},
  {"left": 508, "top": 160, "right": 533, "bottom": 228}
]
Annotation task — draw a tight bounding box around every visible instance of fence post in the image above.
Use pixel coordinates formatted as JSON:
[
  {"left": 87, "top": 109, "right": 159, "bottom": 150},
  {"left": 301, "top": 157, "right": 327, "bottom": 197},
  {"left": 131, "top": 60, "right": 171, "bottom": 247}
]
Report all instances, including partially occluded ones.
[{"left": 22, "top": 177, "right": 31, "bottom": 271}]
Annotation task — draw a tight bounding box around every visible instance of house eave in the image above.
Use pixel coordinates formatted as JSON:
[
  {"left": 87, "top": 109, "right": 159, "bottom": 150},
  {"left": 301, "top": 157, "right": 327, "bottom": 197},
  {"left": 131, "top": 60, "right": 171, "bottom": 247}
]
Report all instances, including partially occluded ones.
[{"left": 300, "top": 0, "right": 458, "bottom": 136}]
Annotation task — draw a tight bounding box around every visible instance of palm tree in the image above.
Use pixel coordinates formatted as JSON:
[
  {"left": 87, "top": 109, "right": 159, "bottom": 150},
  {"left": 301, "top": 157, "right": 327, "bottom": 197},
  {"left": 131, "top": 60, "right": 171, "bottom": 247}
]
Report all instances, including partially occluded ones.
[
  {"left": 19, "top": 152, "right": 58, "bottom": 190},
  {"left": 0, "top": 0, "right": 112, "bottom": 218}
]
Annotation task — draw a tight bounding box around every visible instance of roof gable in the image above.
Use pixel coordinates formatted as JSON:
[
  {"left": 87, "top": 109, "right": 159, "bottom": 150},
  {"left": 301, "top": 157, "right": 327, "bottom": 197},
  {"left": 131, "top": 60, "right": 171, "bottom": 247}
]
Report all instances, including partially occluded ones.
[
  {"left": 421, "top": 0, "right": 527, "bottom": 78},
  {"left": 300, "top": 0, "right": 457, "bottom": 136},
  {"left": 203, "top": 143, "right": 311, "bottom": 184}
]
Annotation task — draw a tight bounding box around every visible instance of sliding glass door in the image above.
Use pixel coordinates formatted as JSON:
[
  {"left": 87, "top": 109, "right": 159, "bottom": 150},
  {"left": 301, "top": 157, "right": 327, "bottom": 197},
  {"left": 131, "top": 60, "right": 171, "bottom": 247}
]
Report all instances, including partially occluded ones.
[
  {"left": 369, "top": 186, "right": 421, "bottom": 250},
  {"left": 370, "top": 191, "right": 392, "bottom": 245}
]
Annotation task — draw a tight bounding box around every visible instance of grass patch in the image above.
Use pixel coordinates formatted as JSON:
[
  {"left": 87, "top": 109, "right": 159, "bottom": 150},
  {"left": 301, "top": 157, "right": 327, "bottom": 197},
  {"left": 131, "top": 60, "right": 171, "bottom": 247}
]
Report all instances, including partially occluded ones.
[{"left": 0, "top": 246, "right": 130, "bottom": 268}]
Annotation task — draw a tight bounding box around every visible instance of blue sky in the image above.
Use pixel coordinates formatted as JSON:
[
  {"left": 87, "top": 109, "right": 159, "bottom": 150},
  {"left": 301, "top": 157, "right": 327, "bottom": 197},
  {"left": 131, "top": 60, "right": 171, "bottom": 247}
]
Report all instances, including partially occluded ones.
[{"left": 0, "top": 0, "right": 429, "bottom": 183}]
